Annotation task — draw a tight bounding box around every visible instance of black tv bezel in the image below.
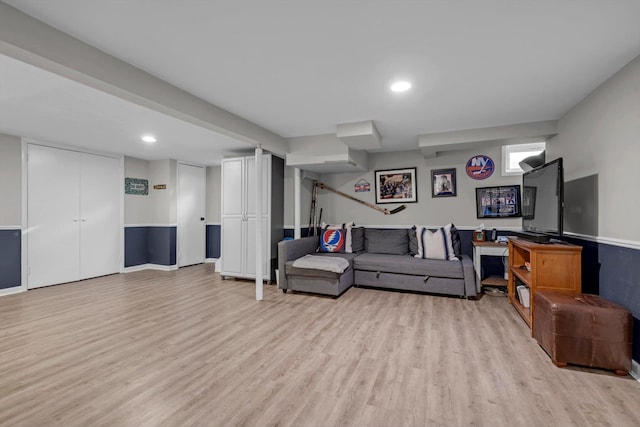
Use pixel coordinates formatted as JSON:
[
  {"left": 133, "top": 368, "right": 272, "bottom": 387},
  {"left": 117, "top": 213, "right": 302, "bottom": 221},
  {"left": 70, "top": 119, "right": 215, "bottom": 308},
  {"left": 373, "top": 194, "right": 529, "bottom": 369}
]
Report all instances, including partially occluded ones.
[
  {"left": 475, "top": 185, "right": 522, "bottom": 219},
  {"left": 522, "top": 157, "right": 564, "bottom": 237}
]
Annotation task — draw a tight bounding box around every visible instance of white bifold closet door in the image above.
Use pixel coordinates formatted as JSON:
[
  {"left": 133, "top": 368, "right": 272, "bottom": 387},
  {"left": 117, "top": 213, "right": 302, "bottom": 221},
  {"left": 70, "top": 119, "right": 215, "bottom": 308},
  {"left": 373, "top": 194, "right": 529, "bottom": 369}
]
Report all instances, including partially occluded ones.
[{"left": 27, "top": 144, "right": 120, "bottom": 289}]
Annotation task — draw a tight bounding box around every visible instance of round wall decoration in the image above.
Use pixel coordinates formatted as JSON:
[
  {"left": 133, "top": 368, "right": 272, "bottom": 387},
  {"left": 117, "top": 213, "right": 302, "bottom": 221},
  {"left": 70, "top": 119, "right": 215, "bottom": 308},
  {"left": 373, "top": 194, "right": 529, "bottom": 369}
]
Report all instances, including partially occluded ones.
[{"left": 465, "top": 155, "right": 495, "bottom": 180}]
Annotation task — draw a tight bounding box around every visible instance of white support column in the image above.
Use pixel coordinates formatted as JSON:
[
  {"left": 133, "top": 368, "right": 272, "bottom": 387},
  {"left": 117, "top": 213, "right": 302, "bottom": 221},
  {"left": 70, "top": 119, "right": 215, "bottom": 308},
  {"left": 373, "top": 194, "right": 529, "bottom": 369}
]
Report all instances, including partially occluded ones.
[
  {"left": 294, "top": 168, "right": 301, "bottom": 239},
  {"left": 255, "top": 146, "right": 264, "bottom": 301}
]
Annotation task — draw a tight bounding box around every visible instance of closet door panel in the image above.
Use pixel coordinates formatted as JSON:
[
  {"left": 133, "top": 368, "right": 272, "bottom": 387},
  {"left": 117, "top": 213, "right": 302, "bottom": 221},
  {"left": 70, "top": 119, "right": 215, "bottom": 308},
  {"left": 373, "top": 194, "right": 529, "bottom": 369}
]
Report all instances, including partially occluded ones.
[
  {"left": 221, "top": 158, "right": 244, "bottom": 216},
  {"left": 27, "top": 145, "right": 81, "bottom": 288},
  {"left": 246, "top": 155, "right": 270, "bottom": 216},
  {"left": 80, "top": 153, "right": 121, "bottom": 279},
  {"left": 221, "top": 217, "right": 244, "bottom": 275},
  {"left": 245, "top": 217, "right": 269, "bottom": 279}
]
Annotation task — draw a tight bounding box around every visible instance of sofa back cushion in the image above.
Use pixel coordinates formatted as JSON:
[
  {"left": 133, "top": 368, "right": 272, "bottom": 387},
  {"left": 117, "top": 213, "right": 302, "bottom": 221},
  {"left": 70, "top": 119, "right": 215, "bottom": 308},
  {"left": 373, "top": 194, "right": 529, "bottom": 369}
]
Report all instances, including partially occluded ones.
[
  {"left": 415, "top": 223, "right": 459, "bottom": 261},
  {"left": 351, "top": 227, "right": 365, "bottom": 253},
  {"left": 409, "top": 224, "right": 462, "bottom": 258},
  {"left": 364, "top": 228, "right": 409, "bottom": 255},
  {"left": 450, "top": 224, "right": 462, "bottom": 259}
]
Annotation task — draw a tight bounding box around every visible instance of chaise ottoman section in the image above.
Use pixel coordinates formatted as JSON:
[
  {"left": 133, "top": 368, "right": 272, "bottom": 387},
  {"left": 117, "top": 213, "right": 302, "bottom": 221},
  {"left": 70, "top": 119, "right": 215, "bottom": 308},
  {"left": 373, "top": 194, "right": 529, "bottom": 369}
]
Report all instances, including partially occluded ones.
[
  {"left": 283, "top": 252, "right": 357, "bottom": 297},
  {"left": 533, "top": 291, "right": 632, "bottom": 375}
]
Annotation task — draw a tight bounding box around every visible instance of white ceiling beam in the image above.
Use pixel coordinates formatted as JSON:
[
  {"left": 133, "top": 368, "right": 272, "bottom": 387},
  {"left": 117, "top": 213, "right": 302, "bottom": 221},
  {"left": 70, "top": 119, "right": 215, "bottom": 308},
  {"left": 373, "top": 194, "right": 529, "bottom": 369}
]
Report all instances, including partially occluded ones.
[
  {"left": 0, "top": 2, "right": 288, "bottom": 156},
  {"left": 337, "top": 120, "right": 382, "bottom": 150},
  {"left": 418, "top": 120, "right": 558, "bottom": 158}
]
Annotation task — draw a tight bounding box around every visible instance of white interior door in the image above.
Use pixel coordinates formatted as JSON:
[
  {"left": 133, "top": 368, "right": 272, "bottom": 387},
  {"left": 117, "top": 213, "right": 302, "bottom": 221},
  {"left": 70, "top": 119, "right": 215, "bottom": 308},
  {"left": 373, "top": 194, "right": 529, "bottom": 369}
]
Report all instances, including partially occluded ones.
[
  {"left": 27, "top": 145, "right": 81, "bottom": 288},
  {"left": 178, "top": 163, "right": 206, "bottom": 267},
  {"left": 80, "top": 153, "right": 121, "bottom": 279}
]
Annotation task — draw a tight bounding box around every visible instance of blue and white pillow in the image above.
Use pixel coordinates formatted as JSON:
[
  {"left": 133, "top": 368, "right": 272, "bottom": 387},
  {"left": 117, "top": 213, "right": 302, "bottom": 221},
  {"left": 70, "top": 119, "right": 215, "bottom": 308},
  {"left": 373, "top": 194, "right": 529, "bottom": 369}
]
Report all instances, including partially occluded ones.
[
  {"left": 318, "top": 228, "right": 347, "bottom": 253},
  {"left": 414, "top": 223, "right": 459, "bottom": 261},
  {"left": 320, "top": 222, "right": 354, "bottom": 253}
]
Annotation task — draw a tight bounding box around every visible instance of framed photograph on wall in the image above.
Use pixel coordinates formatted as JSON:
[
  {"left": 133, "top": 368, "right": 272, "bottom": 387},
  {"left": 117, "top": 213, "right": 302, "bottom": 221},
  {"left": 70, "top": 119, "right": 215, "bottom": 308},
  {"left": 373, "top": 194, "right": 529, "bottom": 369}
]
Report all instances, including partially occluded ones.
[
  {"left": 375, "top": 167, "right": 417, "bottom": 204},
  {"left": 431, "top": 168, "right": 456, "bottom": 197},
  {"left": 476, "top": 185, "right": 522, "bottom": 218}
]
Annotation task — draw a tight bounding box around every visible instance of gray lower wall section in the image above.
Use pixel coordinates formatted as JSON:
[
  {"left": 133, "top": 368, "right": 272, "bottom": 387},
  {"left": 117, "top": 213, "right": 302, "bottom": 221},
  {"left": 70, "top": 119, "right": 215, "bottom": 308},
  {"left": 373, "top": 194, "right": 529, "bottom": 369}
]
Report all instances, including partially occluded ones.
[
  {"left": 0, "top": 229, "right": 20, "bottom": 289},
  {"left": 125, "top": 226, "right": 176, "bottom": 267}
]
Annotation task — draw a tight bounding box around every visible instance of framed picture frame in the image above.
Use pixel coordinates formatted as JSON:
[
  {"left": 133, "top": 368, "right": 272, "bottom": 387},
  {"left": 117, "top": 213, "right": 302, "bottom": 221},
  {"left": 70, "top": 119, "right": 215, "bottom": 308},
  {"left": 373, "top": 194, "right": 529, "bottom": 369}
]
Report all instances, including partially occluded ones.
[
  {"left": 431, "top": 168, "right": 456, "bottom": 197},
  {"left": 522, "top": 186, "right": 537, "bottom": 219},
  {"left": 375, "top": 167, "right": 417, "bottom": 204},
  {"left": 475, "top": 185, "right": 522, "bottom": 218}
]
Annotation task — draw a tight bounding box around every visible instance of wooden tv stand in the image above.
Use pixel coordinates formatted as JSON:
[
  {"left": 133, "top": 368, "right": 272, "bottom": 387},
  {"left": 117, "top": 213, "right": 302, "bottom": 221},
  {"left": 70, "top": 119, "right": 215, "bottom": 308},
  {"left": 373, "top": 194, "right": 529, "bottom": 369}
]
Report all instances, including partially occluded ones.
[{"left": 507, "top": 237, "right": 582, "bottom": 333}]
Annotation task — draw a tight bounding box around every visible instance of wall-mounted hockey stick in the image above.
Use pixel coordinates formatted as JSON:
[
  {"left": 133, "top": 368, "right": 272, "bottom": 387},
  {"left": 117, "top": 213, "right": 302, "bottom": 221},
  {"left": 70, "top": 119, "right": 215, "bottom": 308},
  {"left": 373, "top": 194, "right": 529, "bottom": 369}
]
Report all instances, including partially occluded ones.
[{"left": 315, "top": 182, "right": 406, "bottom": 215}]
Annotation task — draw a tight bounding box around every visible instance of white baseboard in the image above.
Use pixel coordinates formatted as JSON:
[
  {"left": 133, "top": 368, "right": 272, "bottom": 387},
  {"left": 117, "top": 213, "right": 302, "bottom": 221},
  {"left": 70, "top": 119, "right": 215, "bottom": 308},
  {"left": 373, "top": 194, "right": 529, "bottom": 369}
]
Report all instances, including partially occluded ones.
[
  {"left": 631, "top": 360, "right": 640, "bottom": 381},
  {"left": 123, "top": 263, "right": 178, "bottom": 273},
  {"left": 0, "top": 286, "right": 25, "bottom": 297},
  {"left": 205, "top": 258, "right": 221, "bottom": 272}
]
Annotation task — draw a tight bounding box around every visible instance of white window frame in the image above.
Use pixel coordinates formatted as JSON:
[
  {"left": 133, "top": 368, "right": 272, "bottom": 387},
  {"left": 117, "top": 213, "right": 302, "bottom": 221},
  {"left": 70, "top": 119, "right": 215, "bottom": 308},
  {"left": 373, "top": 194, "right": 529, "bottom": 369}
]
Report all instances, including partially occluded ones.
[{"left": 501, "top": 142, "right": 546, "bottom": 176}]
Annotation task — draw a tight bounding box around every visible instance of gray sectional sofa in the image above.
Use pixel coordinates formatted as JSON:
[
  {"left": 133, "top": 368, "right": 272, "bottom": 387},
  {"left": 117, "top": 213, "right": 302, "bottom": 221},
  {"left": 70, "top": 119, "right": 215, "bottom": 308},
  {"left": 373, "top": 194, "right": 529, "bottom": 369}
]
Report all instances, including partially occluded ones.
[{"left": 277, "top": 227, "right": 477, "bottom": 299}]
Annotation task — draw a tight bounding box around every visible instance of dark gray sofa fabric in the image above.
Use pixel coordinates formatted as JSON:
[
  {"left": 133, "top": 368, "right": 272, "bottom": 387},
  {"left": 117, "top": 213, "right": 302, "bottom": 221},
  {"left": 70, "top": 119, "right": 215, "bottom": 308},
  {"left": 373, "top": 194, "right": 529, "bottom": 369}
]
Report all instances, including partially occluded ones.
[
  {"left": 364, "top": 228, "right": 409, "bottom": 255},
  {"left": 354, "top": 270, "right": 466, "bottom": 296},
  {"left": 354, "top": 253, "right": 464, "bottom": 278}
]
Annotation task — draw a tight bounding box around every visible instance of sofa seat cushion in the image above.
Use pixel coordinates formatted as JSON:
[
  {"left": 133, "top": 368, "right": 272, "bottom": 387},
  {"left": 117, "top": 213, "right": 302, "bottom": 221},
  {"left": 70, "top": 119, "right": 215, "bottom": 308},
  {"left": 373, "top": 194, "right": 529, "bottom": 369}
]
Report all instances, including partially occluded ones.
[{"left": 354, "top": 253, "right": 463, "bottom": 279}]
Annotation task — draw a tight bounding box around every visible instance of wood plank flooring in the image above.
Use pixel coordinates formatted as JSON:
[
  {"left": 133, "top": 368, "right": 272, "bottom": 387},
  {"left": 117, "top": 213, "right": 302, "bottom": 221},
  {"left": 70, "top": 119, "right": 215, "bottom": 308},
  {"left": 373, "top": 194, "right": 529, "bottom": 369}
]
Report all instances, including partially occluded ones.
[{"left": 1, "top": 264, "right": 639, "bottom": 426}]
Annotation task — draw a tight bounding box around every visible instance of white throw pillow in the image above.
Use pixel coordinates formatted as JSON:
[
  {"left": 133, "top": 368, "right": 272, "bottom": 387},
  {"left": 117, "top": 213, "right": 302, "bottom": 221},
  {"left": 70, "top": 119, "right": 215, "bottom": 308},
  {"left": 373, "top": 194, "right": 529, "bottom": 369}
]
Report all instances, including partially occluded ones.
[
  {"left": 415, "top": 224, "right": 459, "bottom": 261},
  {"left": 321, "top": 222, "right": 354, "bottom": 253}
]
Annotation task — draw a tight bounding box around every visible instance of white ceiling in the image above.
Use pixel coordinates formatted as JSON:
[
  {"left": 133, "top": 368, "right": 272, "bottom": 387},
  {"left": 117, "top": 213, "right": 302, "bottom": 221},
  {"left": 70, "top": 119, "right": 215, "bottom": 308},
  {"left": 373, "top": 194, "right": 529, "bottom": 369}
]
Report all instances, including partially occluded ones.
[{"left": 2, "top": 0, "right": 640, "bottom": 164}]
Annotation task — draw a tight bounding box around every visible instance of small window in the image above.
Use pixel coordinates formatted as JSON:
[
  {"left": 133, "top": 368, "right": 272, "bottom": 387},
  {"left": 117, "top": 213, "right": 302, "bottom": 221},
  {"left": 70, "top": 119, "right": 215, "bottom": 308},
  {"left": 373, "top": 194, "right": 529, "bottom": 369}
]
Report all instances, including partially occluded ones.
[{"left": 502, "top": 142, "right": 546, "bottom": 176}]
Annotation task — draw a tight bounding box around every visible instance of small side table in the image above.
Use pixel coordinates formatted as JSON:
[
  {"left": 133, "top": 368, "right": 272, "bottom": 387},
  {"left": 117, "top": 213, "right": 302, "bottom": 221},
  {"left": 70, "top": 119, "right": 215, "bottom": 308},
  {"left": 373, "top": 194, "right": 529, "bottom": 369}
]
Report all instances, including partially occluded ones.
[{"left": 472, "top": 241, "right": 509, "bottom": 293}]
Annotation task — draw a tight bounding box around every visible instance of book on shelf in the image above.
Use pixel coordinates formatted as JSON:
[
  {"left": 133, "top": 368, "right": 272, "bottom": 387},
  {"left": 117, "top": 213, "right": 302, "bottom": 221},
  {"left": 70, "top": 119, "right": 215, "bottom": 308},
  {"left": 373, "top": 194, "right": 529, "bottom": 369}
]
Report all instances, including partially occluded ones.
[{"left": 516, "top": 285, "right": 530, "bottom": 308}]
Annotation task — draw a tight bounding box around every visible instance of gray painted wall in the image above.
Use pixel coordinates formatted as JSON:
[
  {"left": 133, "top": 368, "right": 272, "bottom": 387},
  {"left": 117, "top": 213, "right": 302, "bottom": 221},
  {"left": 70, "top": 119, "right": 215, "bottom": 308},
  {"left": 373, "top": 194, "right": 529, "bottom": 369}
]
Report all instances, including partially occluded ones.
[
  {"left": 0, "top": 133, "right": 21, "bottom": 226},
  {"left": 206, "top": 165, "right": 221, "bottom": 223},
  {"left": 148, "top": 159, "right": 177, "bottom": 225},
  {"left": 124, "top": 156, "right": 150, "bottom": 225},
  {"left": 124, "top": 157, "right": 179, "bottom": 225},
  {"left": 312, "top": 146, "right": 523, "bottom": 229},
  {"left": 549, "top": 53, "right": 640, "bottom": 242}
]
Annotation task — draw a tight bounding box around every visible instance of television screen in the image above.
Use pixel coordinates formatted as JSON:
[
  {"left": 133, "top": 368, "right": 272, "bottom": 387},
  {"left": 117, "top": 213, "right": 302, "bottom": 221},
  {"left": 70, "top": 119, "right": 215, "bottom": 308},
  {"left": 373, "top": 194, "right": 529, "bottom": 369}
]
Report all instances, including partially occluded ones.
[
  {"left": 522, "top": 158, "right": 563, "bottom": 236},
  {"left": 475, "top": 185, "right": 521, "bottom": 218}
]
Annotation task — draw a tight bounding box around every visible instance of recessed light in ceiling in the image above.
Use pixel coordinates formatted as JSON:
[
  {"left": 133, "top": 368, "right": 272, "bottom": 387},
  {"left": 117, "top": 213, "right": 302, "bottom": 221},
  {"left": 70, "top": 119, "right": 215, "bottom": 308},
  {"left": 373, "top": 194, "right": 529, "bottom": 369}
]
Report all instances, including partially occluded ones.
[
  {"left": 390, "top": 81, "right": 412, "bottom": 92},
  {"left": 141, "top": 135, "right": 157, "bottom": 143}
]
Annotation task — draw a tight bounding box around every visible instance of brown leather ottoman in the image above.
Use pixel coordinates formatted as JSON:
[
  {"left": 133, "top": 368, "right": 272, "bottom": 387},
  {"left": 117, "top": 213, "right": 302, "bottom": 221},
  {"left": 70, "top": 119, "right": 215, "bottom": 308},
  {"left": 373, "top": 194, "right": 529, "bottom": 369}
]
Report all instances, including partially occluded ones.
[{"left": 533, "top": 291, "right": 632, "bottom": 375}]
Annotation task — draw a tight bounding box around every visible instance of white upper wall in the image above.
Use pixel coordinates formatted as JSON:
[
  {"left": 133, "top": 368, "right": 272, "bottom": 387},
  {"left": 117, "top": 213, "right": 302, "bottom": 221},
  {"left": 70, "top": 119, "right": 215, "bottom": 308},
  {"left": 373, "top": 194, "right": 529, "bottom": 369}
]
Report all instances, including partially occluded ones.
[
  {"left": 206, "top": 165, "right": 221, "bottom": 224},
  {"left": 0, "top": 133, "right": 21, "bottom": 226},
  {"left": 549, "top": 53, "right": 640, "bottom": 242},
  {"left": 315, "top": 146, "right": 523, "bottom": 229},
  {"left": 124, "top": 156, "right": 150, "bottom": 225}
]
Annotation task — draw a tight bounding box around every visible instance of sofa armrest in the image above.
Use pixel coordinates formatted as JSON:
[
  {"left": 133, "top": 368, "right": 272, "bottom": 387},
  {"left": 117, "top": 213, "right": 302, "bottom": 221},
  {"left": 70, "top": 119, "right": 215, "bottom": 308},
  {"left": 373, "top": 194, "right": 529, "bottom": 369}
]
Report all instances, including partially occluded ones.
[
  {"left": 277, "top": 236, "right": 319, "bottom": 290},
  {"left": 460, "top": 254, "right": 477, "bottom": 299}
]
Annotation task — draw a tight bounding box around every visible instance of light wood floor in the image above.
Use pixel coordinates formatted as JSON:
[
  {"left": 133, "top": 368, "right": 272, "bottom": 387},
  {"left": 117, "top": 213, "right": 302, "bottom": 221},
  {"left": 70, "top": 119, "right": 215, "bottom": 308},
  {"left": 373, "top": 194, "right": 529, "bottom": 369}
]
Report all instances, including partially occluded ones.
[{"left": 1, "top": 265, "right": 639, "bottom": 427}]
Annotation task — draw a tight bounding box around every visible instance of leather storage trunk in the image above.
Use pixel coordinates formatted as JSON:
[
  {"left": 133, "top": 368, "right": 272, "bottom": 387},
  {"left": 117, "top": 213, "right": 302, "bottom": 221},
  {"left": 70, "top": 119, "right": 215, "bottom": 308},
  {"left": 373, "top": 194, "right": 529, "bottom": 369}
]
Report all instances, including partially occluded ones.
[{"left": 533, "top": 291, "right": 632, "bottom": 375}]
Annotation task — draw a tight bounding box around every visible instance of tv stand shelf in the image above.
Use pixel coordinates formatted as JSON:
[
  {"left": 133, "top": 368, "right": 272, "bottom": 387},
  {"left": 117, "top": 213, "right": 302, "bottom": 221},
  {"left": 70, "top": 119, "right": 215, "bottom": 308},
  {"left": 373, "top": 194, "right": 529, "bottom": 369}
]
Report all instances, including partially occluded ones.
[{"left": 507, "top": 237, "right": 582, "bottom": 333}]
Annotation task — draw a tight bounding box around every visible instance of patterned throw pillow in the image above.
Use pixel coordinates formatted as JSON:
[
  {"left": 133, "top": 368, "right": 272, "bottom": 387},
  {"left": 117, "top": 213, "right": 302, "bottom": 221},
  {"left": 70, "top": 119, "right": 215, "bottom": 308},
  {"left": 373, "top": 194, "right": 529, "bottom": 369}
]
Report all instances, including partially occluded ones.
[
  {"left": 414, "top": 223, "right": 459, "bottom": 261},
  {"left": 318, "top": 228, "right": 347, "bottom": 253},
  {"left": 320, "top": 222, "right": 354, "bottom": 253}
]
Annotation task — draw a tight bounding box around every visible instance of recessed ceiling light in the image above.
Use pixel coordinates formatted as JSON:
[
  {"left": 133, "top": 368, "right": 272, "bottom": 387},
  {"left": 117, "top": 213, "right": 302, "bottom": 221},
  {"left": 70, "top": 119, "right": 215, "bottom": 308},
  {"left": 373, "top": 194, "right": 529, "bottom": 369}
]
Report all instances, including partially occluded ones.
[
  {"left": 390, "top": 81, "right": 412, "bottom": 92},
  {"left": 141, "top": 135, "right": 157, "bottom": 143}
]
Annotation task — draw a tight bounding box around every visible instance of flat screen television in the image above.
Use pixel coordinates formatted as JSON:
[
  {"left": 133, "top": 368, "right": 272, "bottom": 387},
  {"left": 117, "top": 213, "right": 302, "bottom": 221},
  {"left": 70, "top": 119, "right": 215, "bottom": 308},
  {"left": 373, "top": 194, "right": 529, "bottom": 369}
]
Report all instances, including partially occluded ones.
[{"left": 521, "top": 157, "right": 564, "bottom": 240}]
